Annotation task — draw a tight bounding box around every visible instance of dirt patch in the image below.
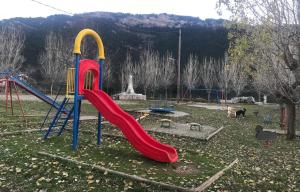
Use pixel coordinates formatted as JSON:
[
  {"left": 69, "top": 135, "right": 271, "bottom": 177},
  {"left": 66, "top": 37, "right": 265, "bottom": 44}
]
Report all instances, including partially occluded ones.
[
  {"left": 144, "top": 122, "right": 218, "bottom": 140},
  {"left": 173, "top": 164, "right": 200, "bottom": 175}
]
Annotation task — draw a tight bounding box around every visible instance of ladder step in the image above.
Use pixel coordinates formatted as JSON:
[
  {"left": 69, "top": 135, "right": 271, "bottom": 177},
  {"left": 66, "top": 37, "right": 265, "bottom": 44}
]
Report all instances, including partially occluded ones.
[
  {"left": 50, "top": 126, "right": 60, "bottom": 129},
  {"left": 54, "top": 121, "right": 65, "bottom": 127},
  {"left": 47, "top": 131, "right": 60, "bottom": 135}
]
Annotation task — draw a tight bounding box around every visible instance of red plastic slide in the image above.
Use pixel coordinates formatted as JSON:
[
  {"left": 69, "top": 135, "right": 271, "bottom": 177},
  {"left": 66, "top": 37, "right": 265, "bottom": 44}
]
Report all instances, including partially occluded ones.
[{"left": 84, "top": 89, "right": 178, "bottom": 163}]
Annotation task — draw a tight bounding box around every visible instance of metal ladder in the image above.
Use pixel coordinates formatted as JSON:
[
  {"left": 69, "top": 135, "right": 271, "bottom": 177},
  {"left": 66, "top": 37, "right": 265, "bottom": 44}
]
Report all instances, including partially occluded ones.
[{"left": 43, "top": 97, "right": 74, "bottom": 139}]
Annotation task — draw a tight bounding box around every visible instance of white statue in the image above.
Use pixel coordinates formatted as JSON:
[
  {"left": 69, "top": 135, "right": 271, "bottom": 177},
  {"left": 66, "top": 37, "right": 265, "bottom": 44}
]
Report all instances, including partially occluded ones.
[
  {"left": 117, "top": 74, "right": 146, "bottom": 100},
  {"left": 126, "top": 75, "right": 135, "bottom": 94},
  {"left": 263, "top": 95, "right": 267, "bottom": 104}
]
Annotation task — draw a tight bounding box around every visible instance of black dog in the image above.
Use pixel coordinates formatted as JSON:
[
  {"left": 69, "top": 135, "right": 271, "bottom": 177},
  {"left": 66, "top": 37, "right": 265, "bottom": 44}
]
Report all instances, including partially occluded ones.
[{"left": 236, "top": 108, "right": 246, "bottom": 118}]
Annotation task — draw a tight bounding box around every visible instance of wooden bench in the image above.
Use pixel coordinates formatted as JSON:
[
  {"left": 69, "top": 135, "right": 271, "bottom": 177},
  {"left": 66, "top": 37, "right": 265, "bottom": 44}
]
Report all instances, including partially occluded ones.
[
  {"left": 160, "top": 119, "right": 172, "bottom": 128},
  {"left": 190, "top": 123, "right": 202, "bottom": 131}
]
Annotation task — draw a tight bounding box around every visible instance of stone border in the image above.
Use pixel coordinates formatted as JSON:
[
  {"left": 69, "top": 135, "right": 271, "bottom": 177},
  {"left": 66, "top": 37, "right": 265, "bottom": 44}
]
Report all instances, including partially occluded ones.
[
  {"left": 263, "top": 128, "right": 300, "bottom": 137},
  {"left": 205, "top": 126, "right": 224, "bottom": 141}
]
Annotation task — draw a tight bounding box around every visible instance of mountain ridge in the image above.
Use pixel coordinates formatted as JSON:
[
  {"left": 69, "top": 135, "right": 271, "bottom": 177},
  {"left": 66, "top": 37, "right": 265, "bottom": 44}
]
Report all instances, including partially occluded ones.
[{"left": 0, "top": 11, "right": 228, "bottom": 92}]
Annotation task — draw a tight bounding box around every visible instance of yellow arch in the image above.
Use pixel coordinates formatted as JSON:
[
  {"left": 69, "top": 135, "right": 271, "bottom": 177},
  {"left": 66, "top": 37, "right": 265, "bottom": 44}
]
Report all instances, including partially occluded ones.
[{"left": 73, "top": 29, "right": 105, "bottom": 59}]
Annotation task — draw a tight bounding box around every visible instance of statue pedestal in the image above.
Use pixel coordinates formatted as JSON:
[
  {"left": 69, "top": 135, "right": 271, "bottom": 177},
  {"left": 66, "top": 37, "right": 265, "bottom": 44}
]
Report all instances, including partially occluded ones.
[
  {"left": 115, "top": 74, "right": 146, "bottom": 100},
  {"left": 118, "top": 93, "right": 146, "bottom": 100}
]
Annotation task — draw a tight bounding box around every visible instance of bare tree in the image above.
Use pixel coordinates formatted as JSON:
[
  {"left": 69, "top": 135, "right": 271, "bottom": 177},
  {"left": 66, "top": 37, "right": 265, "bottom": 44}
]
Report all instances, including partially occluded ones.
[
  {"left": 250, "top": 40, "right": 298, "bottom": 103},
  {"left": 251, "top": 62, "right": 269, "bottom": 102},
  {"left": 215, "top": 54, "right": 247, "bottom": 101},
  {"left": 218, "top": 0, "right": 300, "bottom": 138},
  {"left": 103, "top": 55, "right": 112, "bottom": 93},
  {"left": 229, "top": 62, "right": 248, "bottom": 97},
  {"left": 182, "top": 54, "right": 200, "bottom": 100},
  {"left": 147, "top": 52, "right": 161, "bottom": 98},
  {"left": 199, "top": 57, "right": 216, "bottom": 101},
  {"left": 215, "top": 54, "right": 233, "bottom": 101},
  {"left": 160, "top": 51, "right": 176, "bottom": 99},
  {"left": 39, "top": 31, "right": 73, "bottom": 95},
  {"left": 0, "top": 24, "right": 25, "bottom": 72},
  {"left": 80, "top": 38, "right": 91, "bottom": 59},
  {"left": 137, "top": 47, "right": 160, "bottom": 96}
]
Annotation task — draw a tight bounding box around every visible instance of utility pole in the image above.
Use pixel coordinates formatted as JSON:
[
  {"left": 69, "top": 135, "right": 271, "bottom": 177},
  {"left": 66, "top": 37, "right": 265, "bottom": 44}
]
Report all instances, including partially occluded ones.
[{"left": 177, "top": 28, "right": 181, "bottom": 103}]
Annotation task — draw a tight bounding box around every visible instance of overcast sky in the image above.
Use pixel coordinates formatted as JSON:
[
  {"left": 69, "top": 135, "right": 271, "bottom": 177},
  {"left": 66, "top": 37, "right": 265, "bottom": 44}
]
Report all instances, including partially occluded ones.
[{"left": 0, "top": 0, "right": 230, "bottom": 20}]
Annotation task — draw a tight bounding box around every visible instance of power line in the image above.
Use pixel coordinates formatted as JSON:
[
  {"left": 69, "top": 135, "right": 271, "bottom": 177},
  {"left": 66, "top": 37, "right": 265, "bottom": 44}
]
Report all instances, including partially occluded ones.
[{"left": 29, "top": 0, "right": 73, "bottom": 16}]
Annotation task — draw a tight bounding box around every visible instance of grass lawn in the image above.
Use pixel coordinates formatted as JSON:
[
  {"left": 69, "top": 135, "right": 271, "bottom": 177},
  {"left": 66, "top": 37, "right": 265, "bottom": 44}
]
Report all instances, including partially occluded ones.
[{"left": 0, "top": 100, "right": 299, "bottom": 191}]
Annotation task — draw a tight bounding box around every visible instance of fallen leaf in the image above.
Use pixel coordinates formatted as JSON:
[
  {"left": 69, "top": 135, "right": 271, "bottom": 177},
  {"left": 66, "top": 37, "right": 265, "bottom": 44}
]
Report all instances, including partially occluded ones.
[{"left": 15, "top": 168, "right": 21, "bottom": 173}]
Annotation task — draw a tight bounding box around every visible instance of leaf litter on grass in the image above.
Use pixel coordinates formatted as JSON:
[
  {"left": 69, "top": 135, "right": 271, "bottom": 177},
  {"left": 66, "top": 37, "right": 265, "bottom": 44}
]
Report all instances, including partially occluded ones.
[{"left": 0, "top": 102, "right": 299, "bottom": 191}]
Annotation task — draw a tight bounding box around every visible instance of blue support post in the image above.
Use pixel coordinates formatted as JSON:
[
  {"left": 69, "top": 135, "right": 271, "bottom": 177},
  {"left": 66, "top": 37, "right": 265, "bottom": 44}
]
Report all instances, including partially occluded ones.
[
  {"left": 77, "top": 100, "right": 82, "bottom": 128},
  {"left": 97, "top": 59, "right": 104, "bottom": 145},
  {"left": 72, "top": 54, "right": 81, "bottom": 150}
]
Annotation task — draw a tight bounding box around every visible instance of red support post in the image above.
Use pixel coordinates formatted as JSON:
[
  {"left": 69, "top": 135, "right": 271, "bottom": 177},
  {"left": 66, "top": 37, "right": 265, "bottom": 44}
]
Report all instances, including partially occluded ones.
[
  {"left": 12, "top": 81, "right": 26, "bottom": 120},
  {"left": 9, "top": 81, "right": 14, "bottom": 116},
  {"left": 5, "top": 78, "right": 9, "bottom": 113}
]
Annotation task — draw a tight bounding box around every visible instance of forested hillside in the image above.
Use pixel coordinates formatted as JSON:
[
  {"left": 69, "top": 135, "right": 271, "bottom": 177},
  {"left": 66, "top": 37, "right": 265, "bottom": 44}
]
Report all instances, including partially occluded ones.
[{"left": 0, "top": 12, "right": 228, "bottom": 93}]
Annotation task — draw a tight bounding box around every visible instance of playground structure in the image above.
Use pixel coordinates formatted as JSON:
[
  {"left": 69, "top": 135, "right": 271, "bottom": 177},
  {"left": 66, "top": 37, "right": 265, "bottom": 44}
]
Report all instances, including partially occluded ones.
[
  {"left": 0, "top": 72, "right": 25, "bottom": 118},
  {"left": 43, "top": 29, "right": 178, "bottom": 163},
  {"left": 0, "top": 70, "right": 65, "bottom": 118}
]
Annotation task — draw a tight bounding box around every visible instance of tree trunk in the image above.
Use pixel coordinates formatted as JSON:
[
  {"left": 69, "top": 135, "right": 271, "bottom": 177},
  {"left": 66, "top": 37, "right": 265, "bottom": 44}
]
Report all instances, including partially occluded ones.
[
  {"left": 286, "top": 102, "right": 296, "bottom": 139},
  {"left": 106, "top": 80, "right": 109, "bottom": 93},
  {"left": 224, "top": 87, "right": 228, "bottom": 105},
  {"left": 189, "top": 89, "right": 192, "bottom": 101},
  {"left": 152, "top": 89, "right": 156, "bottom": 99},
  {"left": 165, "top": 87, "right": 168, "bottom": 100},
  {"left": 50, "top": 82, "right": 54, "bottom": 96},
  {"left": 207, "top": 91, "right": 211, "bottom": 102},
  {"left": 296, "top": 31, "right": 300, "bottom": 101}
]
